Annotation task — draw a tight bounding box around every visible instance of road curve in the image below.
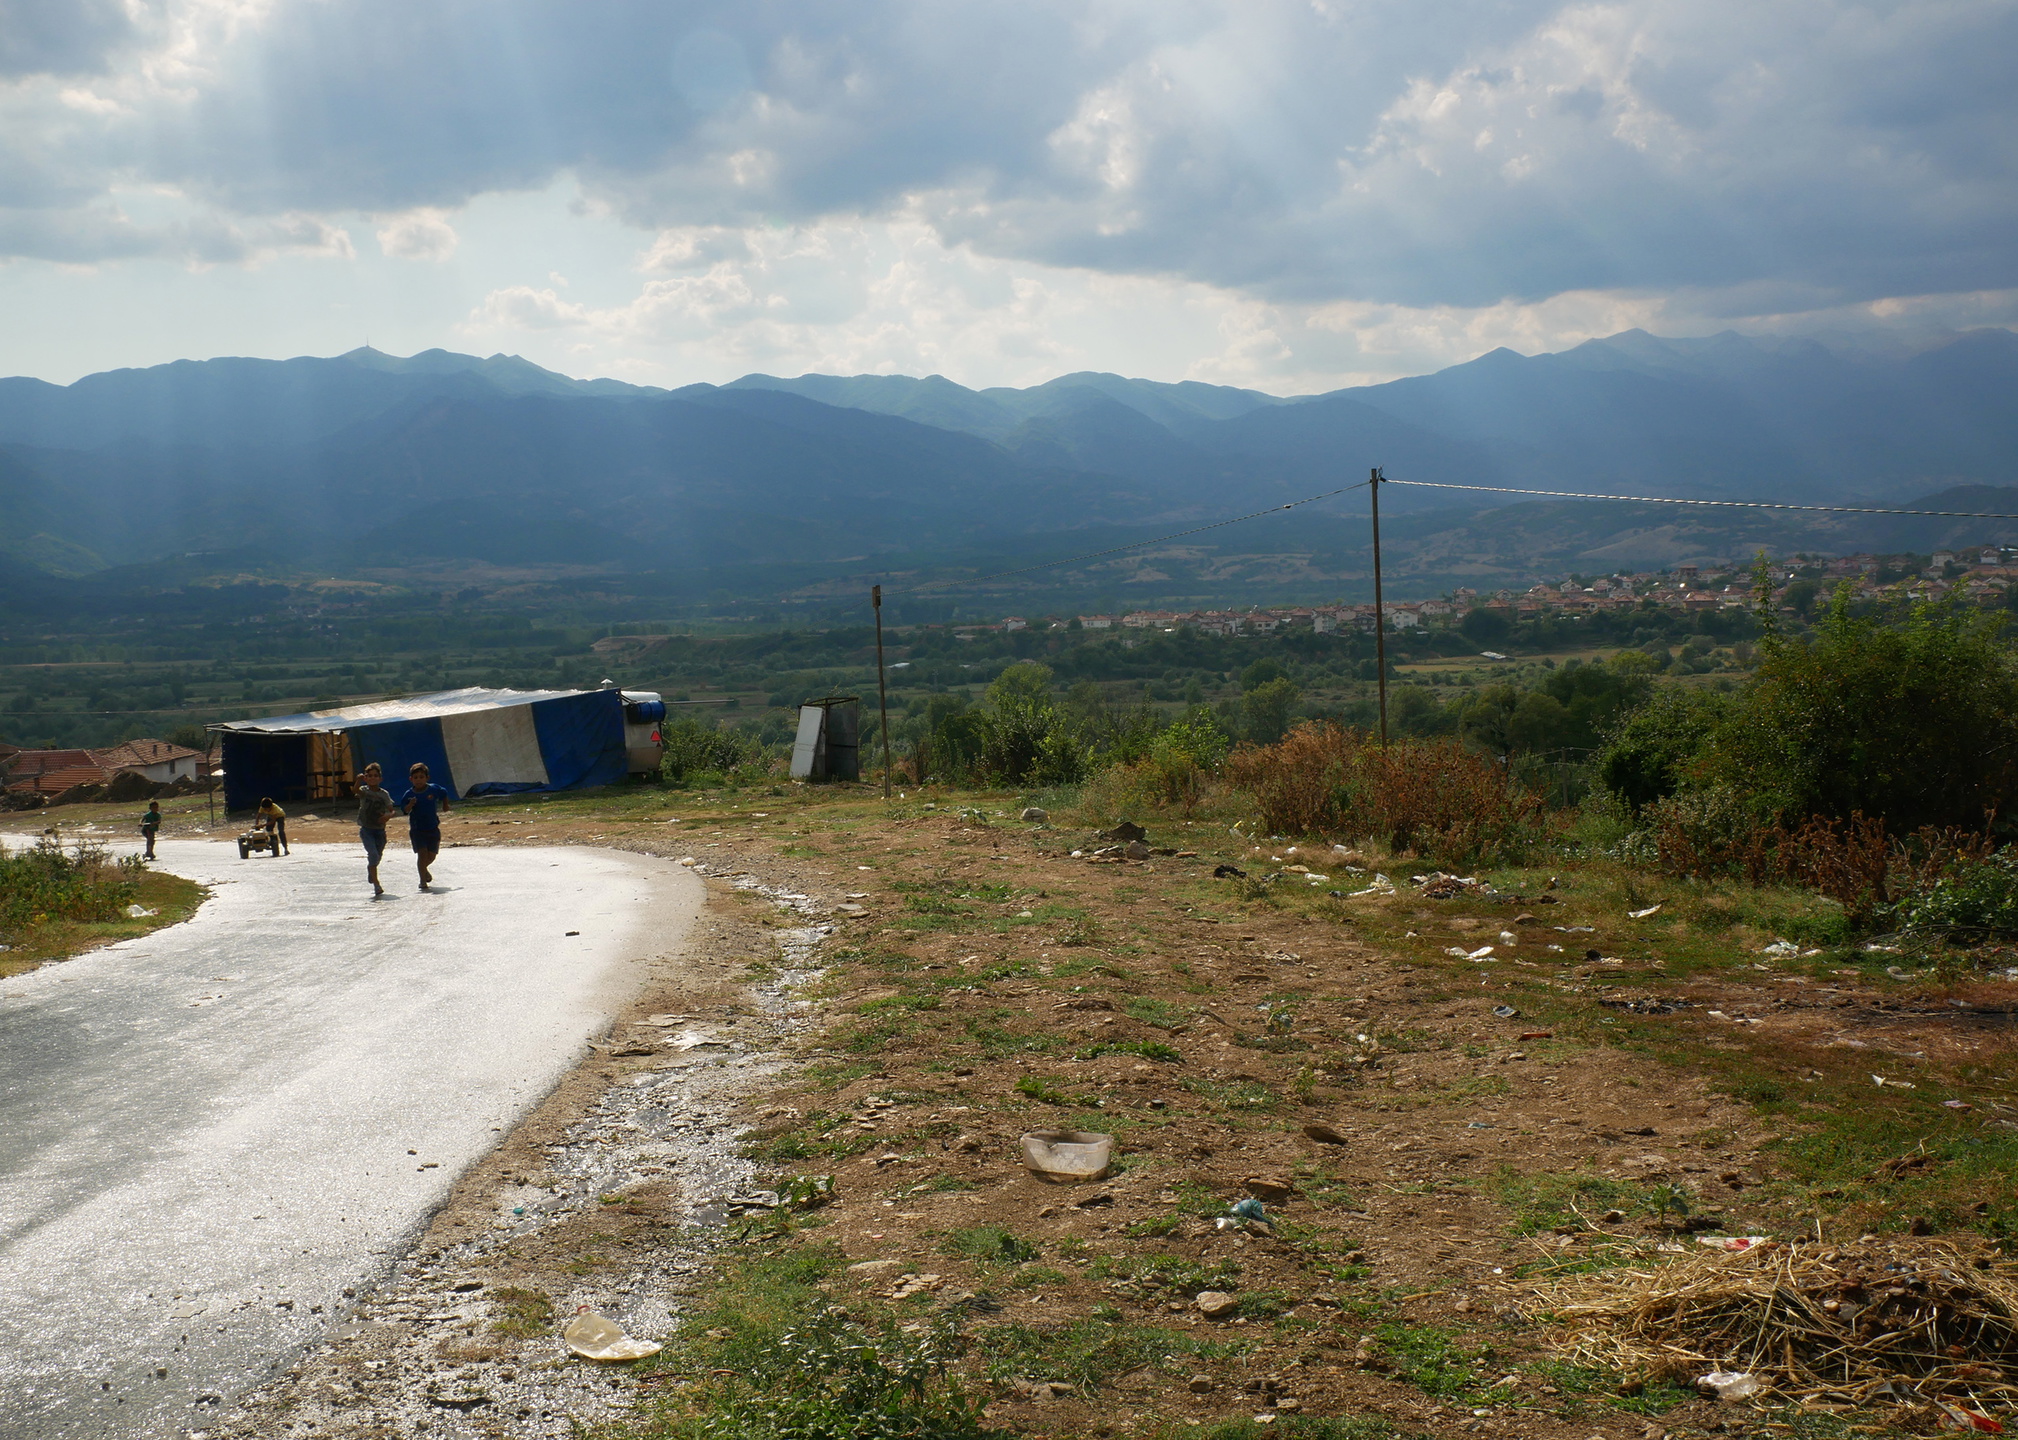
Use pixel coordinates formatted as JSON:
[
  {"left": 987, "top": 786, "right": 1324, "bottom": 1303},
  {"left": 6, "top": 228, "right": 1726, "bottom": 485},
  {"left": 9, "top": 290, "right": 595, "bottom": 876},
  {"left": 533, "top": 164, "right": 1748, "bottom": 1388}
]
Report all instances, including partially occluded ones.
[{"left": 0, "top": 837, "right": 700, "bottom": 1439}]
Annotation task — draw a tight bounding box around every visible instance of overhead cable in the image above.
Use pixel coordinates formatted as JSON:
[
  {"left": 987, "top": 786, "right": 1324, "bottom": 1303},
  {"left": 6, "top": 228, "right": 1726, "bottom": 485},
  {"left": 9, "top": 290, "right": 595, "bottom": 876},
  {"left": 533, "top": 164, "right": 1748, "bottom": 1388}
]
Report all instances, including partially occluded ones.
[
  {"left": 1381, "top": 477, "right": 2018, "bottom": 521},
  {"left": 891, "top": 480, "right": 1373, "bottom": 596}
]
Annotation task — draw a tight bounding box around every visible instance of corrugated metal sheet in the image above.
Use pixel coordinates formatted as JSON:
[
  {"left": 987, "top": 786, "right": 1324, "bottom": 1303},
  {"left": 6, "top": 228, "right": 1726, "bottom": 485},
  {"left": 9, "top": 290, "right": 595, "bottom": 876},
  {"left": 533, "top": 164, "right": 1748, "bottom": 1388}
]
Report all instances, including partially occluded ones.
[{"left": 212, "top": 687, "right": 591, "bottom": 735}]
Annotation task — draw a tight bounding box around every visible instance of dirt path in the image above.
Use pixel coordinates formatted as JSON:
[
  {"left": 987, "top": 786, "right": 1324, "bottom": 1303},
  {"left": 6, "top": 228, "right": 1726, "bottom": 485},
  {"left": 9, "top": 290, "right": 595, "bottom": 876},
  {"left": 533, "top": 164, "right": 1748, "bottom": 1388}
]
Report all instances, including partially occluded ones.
[{"left": 21, "top": 789, "right": 2013, "bottom": 1438}]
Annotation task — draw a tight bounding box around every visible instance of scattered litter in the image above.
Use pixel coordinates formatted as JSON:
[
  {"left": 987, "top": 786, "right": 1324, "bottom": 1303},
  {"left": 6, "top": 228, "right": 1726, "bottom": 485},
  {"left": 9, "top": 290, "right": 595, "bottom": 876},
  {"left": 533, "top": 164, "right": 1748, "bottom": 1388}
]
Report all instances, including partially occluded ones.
[
  {"left": 1346, "top": 874, "right": 1396, "bottom": 897},
  {"left": 1697, "top": 1371, "right": 1767, "bottom": 1401},
  {"left": 125, "top": 904, "right": 157, "bottom": 919},
  {"left": 1946, "top": 1100, "right": 1975, "bottom": 1111},
  {"left": 1019, "top": 807, "right": 1048, "bottom": 823},
  {"left": 562, "top": 1308, "right": 662, "bottom": 1362},
  {"left": 1213, "top": 863, "right": 1248, "bottom": 879},
  {"left": 1518, "top": 1030, "right": 1554, "bottom": 1041},
  {"left": 1873, "top": 1074, "right": 1917, "bottom": 1089},
  {"left": 1498, "top": 930, "right": 1517, "bottom": 943},
  {"left": 1937, "top": 1399, "right": 2005, "bottom": 1433},
  {"left": 1697, "top": 1236, "right": 1772, "bottom": 1252},
  {"left": 1763, "top": 940, "right": 1802, "bottom": 956},
  {"left": 1628, "top": 904, "right": 1663, "bottom": 919},
  {"left": 1411, "top": 871, "right": 1496, "bottom": 899},
  {"left": 669, "top": 1030, "right": 729, "bottom": 1052},
  {"left": 1492, "top": 1005, "right": 1519, "bottom": 1018},
  {"left": 1019, "top": 1130, "right": 1113, "bottom": 1183},
  {"left": 1229, "top": 1197, "right": 1270, "bottom": 1223}
]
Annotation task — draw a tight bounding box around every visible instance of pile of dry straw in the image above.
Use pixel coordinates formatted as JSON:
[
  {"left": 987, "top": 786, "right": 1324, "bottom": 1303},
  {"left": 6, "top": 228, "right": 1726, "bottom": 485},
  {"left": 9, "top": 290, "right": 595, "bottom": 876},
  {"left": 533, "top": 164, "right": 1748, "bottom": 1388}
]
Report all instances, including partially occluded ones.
[{"left": 1531, "top": 1238, "right": 2018, "bottom": 1412}]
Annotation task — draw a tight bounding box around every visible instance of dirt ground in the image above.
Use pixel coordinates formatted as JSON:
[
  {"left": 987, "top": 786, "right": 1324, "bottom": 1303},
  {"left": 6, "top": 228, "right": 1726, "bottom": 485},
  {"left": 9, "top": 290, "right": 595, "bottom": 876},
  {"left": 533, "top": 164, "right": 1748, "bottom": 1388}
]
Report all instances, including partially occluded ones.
[{"left": 13, "top": 789, "right": 2016, "bottom": 1438}]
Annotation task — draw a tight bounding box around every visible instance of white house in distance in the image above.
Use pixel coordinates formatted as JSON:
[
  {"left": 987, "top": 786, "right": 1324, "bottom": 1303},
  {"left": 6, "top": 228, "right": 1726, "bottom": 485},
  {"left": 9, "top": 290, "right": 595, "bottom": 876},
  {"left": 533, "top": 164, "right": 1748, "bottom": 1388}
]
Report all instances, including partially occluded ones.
[{"left": 93, "top": 739, "right": 206, "bottom": 784}]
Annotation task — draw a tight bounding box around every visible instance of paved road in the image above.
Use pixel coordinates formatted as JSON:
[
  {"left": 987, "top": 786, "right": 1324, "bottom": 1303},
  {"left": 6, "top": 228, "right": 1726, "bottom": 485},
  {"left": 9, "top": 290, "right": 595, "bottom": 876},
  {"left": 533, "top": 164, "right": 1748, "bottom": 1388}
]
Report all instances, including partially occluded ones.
[{"left": 0, "top": 838, "right": 699, "bottom": 1439}]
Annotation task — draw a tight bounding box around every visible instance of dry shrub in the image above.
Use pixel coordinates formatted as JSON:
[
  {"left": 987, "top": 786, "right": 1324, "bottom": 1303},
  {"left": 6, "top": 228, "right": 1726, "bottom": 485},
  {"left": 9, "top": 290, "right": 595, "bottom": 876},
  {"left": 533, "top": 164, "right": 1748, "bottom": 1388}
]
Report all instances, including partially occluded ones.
[
  {"left": 1532, "top": 1239, "right": 2018, "bottom": 1412},
  {"left": 1651, "top": 799, "right": 1994, "bottom": 924},
  {"left": 1224, "top": 722, "right": 1546, "bottom": 865},
  {"left": 1223, "top": 721, "right": 1358, "bottom": 836}
]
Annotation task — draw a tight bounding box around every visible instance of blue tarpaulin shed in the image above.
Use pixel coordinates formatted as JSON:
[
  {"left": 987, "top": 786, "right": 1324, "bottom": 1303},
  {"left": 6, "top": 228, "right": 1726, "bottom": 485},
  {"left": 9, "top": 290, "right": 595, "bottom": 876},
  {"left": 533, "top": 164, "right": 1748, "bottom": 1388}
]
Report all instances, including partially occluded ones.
[{"left": 212, "top": 687, "right": 629, "bottom": 812}]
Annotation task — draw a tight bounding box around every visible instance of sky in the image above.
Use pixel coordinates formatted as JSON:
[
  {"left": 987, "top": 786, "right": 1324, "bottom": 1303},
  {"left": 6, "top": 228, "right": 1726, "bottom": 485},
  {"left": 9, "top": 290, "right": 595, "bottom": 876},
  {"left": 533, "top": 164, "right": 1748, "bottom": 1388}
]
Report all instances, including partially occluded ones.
[{"left": 2, "top": 0, "right": 2015, "bottom": 392}]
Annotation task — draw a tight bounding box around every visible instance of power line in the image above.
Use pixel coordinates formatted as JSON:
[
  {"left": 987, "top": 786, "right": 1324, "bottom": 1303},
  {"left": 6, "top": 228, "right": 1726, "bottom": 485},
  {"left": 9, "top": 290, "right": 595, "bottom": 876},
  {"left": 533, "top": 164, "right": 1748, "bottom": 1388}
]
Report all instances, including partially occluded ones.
[
  {"left": 1382, "top": 477, "right": 2018, "bottom": 521},
  {"left": 890, "top": 480, "right": 1374, "bottom": 597}
]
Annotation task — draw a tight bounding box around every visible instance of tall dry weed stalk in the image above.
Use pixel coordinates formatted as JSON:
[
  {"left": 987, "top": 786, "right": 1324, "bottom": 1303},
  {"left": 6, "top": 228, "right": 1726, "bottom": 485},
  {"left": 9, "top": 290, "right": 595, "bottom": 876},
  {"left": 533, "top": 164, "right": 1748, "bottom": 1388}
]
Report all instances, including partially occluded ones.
[
  {"left": 1225, "top": 722, "right": 1546, "bottom": 865},
  {"left": 1651, "top": 803, "right": 1994, "bottom": 923}
]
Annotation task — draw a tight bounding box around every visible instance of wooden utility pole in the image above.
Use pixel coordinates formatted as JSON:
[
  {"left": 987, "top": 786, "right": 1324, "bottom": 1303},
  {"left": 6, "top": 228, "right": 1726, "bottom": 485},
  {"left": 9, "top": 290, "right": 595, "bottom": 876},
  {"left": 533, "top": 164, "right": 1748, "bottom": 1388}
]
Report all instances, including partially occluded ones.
[
  {"left": 872, "top": 585, "right": 894, "bottom": 799},
  {"left": 1370, "top": 467, "right": 1388, "bottom": 748}
]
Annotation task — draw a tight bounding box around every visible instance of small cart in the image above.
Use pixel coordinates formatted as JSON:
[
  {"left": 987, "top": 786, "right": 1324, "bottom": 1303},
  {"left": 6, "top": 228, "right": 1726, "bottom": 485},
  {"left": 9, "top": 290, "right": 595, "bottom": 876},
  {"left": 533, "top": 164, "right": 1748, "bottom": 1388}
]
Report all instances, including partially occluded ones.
[{"left": 237, "top": 818, "right": 281, "bottom": 859}]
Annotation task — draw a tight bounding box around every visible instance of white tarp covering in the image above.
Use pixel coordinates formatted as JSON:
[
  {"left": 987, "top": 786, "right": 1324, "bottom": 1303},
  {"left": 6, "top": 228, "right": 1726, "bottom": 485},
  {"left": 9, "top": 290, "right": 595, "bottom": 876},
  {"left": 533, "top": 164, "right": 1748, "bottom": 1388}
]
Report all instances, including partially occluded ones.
[{"left": 440, "top": 705, "right": 549, "bottom": 792}]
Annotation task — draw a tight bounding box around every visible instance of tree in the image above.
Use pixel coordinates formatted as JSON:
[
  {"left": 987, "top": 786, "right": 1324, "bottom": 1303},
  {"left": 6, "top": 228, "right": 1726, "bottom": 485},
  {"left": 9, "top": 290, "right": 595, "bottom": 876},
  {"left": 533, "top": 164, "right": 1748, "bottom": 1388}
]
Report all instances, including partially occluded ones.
[
  {"left": 1460, "top": 608, "right": 1511, "bottom": 643},
  {"left": 1707, "top": 594, "right": 2018, "bottom": 831},
  {"left": 1594, "top": 686, "right": 1731, "bottom": 814},
  {"left": 1239, "top": 658, "right": 1288, "bottom": 691},
  {"left": 1241, "top": 677, "right": 1302, "bottom": 744}
]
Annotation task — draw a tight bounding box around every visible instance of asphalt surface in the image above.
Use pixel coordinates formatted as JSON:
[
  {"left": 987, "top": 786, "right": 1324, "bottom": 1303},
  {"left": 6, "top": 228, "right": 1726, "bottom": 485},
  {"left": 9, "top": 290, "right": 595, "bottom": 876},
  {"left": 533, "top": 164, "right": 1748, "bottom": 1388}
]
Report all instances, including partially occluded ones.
[{"left": 0, "top": 836, "right": 701, "bottom": 1439}]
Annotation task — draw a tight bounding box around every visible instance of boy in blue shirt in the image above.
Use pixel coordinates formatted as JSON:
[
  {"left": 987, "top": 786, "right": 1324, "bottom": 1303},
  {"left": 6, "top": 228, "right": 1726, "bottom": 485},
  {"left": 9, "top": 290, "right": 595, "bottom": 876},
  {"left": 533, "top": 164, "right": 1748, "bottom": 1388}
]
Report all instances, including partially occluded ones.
[{"left": 399, "top": 762, "right": 453, "bottom": 891}]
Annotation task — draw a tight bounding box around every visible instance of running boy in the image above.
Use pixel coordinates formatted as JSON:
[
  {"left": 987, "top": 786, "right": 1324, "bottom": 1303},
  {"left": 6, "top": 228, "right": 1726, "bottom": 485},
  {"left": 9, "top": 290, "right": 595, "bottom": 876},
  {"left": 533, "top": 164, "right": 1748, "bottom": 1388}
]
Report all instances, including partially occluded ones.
[
  {"left": 357, "top": 763, "right": 395, "bottom": 897},
  {"left": 399, "top": 762, "right": 452, "bottom": 891}
]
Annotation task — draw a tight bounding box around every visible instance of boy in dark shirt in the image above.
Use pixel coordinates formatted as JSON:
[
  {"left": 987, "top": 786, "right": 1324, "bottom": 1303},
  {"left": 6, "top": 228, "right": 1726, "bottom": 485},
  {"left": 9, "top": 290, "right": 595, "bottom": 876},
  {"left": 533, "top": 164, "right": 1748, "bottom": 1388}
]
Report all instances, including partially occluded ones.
[
  {"left": 399, "top": 762, "right": 452, "bottom": 891},
  {"left": 357, "top": 763, "right": 395, "bottom": 897},
  {"left": 139, "top": 800, "right": 161, "bottom": 860}
]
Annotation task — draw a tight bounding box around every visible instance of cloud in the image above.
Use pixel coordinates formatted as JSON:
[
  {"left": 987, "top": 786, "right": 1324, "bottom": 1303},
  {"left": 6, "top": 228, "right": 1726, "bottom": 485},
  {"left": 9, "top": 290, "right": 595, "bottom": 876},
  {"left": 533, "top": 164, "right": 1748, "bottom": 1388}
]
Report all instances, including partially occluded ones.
[
  {"left": 0, "top": 0, "right": 136, "bottom": 79},
  {"left": 376, "top": 208, "right": 458, "bottom": 261},
  {"left": 3, "top": 0, "right": 2015, "bottom": 335},
  {"left": 471, "top": 284, "right": 590, "bottom": 329}
]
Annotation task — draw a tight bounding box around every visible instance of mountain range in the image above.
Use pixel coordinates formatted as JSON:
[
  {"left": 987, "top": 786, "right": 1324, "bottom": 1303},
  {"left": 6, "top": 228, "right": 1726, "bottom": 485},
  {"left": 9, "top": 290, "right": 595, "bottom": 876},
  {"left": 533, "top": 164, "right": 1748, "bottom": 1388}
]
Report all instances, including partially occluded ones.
[{"left": 2, "top": 328, "right": 2016, "bottom": 613}]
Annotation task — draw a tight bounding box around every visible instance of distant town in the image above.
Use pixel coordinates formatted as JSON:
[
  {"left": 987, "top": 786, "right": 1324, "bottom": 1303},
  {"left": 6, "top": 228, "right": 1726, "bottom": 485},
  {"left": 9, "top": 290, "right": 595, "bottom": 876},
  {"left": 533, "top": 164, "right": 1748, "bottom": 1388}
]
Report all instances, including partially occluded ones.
[{"left": 950, "top": 546, "right": 2018, "bottom": 636}]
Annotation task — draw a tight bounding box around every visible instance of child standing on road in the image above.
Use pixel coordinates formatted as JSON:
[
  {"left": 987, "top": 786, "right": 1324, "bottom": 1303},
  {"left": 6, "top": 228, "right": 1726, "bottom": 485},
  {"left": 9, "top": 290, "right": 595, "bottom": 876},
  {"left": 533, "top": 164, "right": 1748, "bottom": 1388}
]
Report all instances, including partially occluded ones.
[
  {"left": 356, "top": 764, "right": 395, "bottom": 898},
  {"left": 399, "top": 762, "right": 452, "bottom": 891},
  {"left": 139, "top": 800, "right": 161, "bottom": 860}
]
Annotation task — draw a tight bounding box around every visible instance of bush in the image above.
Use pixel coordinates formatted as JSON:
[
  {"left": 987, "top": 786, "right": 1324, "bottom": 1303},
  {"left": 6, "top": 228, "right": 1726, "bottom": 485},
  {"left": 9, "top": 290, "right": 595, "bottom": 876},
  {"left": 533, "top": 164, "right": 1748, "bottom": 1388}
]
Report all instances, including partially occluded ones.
[
  {"left": 661, "top": 717, "right": 769, "bottom": 786},
  {"left": 1224, "top": 722, "right": 1547, "bottom": 865},
  {"left": 680, "top": 1308, "right": 983, "bottom": 1440},
  {"left": 0, "top": 836, "right": 142, "bottom": 937},
  {"left": 1888, "top": 848, "right": 2018, "bottom": 936},
  {"left": 1709, "top": 593, "right": 2018, "bottom": 830}
]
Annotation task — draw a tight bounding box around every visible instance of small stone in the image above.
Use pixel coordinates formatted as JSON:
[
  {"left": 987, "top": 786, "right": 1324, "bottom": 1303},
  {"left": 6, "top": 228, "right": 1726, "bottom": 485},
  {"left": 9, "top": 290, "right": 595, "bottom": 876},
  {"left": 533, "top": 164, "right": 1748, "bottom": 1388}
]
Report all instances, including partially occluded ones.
[
  {"left": 1195, "top": 1291, "right": 1238, "bottom": 1318},
  {"left": 1243, "top": 1176, "right": 1296, "bottom": 1204},
  {"left": 1020, "top": 807, "right": 1048, "bottom": 823},
  {"left": 1189, "top": 1375, "right": 1218, "bottom": 1394},
  {"left": 1122, "top": 840, "right": 1152, "bottom": 861},
  {"left": 1301, "top": 1123, "right": 1350, "bottom": 1145}
]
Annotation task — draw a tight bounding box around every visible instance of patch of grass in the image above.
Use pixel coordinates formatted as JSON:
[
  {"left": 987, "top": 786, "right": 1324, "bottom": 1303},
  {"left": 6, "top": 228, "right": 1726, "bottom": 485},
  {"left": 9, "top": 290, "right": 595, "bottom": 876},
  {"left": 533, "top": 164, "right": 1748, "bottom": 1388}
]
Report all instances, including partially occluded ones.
[
  {"left": 1123, "top": 996, "right": 1192, "bottom": 1031},
  {"left": 944, "top": 1225, "right": 1040, "bottom": 1265},
  {"left": 1075, "top": 1040, "right": 1182, "bottom": 1063},
  {"left": 1178, "top": 1076, "right": 1279, "bottom": 1112},
  {"left": 972, "top": 1319, "right": 1245, "bottom": 1391},
  {"left": 1487, "top": 1167, "right": 1640, "bottom": 1236},
  {"left": 1011, "top": 1265, "right": 1071, "bottom": 1290},
  {"left": 1088, "top": 1251, "right": 1240, "bottom": 1297},
  {"left": 489, "top": 1286, "right": 553, "bottom": 1338},
  {"left": 1051, "top": 955, "right": 1129, "bottom": 979},
  {"left": 1013, "top": 1074, "right": 1099, "bottom": 1107},
  {"left": 1371, "top": 1323, "right": 1502, "bottom": 1403},
  {"left": 963, "top": 1017, "right": 1065, "bottom": 1058},
  {"left": 1527, "top": 1361, "right": 1694, "bottom": 1418}
]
